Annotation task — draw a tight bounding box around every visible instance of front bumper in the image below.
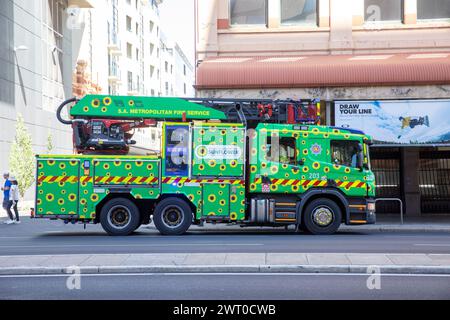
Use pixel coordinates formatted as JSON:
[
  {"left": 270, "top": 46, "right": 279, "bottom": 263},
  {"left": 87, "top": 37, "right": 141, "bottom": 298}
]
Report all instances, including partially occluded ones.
[{"left": 347, "top": 199, "right": 376, "bottom": 225}]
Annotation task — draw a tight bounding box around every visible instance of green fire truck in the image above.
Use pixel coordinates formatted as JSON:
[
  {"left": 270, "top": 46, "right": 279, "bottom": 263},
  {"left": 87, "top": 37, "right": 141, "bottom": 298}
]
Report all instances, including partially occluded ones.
[{"left": 35, "top": 95, "right": 376, "bottom": 236}]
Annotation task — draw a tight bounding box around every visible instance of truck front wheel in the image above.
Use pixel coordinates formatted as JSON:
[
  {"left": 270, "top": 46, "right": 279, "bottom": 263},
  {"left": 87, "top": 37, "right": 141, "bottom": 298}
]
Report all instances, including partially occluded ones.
[
  {"left": 153, "top": 197, "right": 192, "bottom": 235},
  {"left": 302, "top": 198, "right": 342, "bottom": 235},
  {"left": 100, "top": 198, "right": 140, "bottom": 236}
]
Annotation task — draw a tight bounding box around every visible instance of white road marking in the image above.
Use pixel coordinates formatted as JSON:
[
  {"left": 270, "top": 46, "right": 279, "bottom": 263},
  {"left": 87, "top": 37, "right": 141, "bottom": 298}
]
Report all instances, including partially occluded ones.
[
  {"left": 0, "top": 243, "right": 264, "bottom": 249},
  {"left": 414, "top": 244, "right": 450, "bottom": 247},
  {"left": 1, "top": 273, "right": 450, "bottom": 278}
]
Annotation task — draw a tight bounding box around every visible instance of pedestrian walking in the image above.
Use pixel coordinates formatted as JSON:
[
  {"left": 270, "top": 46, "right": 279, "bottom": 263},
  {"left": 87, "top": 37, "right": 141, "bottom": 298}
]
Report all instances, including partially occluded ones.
[
  {"left": 1, "top": 172, "right": 14, "bottom": 224},
  {"left": 8, "top": 176, "right": 20, "bottom": 224}
]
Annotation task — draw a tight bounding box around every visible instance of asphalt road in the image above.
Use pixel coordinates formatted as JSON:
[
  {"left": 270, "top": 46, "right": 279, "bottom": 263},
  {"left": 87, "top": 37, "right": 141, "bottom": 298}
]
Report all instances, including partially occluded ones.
[
  {"left": 0, "top": 218, "right": 449, "bottom": 256},
  {"left": 1, "top": 273, "right": 449, "bottom": 300}
]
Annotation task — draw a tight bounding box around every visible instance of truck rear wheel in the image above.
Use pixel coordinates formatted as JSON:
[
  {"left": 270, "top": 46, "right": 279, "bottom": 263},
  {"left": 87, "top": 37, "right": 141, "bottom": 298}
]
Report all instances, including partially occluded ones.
[
  {"left": 100, "top": 198, "right": 140, "bottom": 236},
  {"left": 153, "top": 197, "right": 192, "bottom": 235},
  {"left": 302, "top": 198, "right": 342, "bottom": 235}
]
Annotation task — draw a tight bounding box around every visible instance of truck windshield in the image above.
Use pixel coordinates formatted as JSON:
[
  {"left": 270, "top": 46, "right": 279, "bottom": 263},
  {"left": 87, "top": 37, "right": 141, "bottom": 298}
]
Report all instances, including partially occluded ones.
[{"left": 331, "top": 140, "right": 360, "bottom": 168}]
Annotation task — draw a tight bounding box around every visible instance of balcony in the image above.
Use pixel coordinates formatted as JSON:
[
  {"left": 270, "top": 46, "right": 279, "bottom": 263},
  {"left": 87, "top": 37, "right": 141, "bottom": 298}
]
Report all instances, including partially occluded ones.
[
  {"left": 108, "top": 65, "right": 121, "bottom": 84},
  {"left": 127, "top": 81, "right": 139, "bottom": 95},
  {"left": 107, "top": 33, "right": 122, "bottom": 55}
]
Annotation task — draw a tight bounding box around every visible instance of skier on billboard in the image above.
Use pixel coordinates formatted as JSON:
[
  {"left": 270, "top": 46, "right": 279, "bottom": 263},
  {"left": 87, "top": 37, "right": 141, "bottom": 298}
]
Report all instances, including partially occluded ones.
[{"left": 397, "top": 116, "right": 430, "bottom": 139}]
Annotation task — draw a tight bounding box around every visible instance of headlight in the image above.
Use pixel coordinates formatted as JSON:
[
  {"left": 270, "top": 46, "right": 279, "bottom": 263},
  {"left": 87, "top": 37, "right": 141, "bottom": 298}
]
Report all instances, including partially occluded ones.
[{"left": 367, "top": 202, "right": 376, "bottom": 212}]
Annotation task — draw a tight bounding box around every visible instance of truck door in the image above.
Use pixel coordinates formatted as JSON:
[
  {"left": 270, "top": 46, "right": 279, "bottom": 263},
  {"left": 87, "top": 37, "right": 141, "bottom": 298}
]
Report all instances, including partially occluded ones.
[
  {"left": 163, "top": 124, "right": 190, "bottom": 177},
  {"left": 329, "top": 139, "right": 367, "bottom": 197}
]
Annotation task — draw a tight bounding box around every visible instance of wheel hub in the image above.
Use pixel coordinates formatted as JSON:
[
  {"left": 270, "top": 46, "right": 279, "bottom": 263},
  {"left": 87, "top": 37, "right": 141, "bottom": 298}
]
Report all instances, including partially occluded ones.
[
  {"left": 312, "top": 207, "right": 334, "bottom": 227},
  {"left": 108, "top": 206, "right": 131, "bottom": 229},
  {"left": 162, "top": 206, "right": 183, "bottom": 228}
]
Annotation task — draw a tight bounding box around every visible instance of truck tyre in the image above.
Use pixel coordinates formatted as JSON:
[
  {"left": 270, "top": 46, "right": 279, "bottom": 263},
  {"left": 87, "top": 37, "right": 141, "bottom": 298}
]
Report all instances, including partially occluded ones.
[
  {"left": 100, "top": 198, "right": 140, "bottom": 236},
  {"left": 153, "top": 197, "right": 192, "bottom": 235},
  {"left": 302, "top": 198, "right": 342, "bottom": 235}
]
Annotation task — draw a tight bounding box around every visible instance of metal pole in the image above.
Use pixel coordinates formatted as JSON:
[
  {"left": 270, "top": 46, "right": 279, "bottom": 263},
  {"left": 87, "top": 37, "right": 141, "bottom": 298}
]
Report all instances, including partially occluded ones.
[{"left": 375, "top": 198, "right": 404, "bottom": 225}]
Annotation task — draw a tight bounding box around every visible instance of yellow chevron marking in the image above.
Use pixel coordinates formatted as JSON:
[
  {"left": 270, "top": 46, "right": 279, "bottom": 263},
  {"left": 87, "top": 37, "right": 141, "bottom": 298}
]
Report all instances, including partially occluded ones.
[{"left": 351, "top": 181, "right": 360, "bottom": 188}]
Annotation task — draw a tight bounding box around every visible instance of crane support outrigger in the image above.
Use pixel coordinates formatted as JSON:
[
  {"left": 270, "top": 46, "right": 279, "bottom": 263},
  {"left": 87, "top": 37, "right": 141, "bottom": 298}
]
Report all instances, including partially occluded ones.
[{"left": 35, "top": 95, "right": 376, "bottom": 235}]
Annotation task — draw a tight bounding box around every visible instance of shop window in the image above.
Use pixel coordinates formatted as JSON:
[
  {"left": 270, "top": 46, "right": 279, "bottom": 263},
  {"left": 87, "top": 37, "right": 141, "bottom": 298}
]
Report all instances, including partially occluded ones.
[
  {"left": 364, "top": 0, "right": 402, "bottom": 22},
  {"left": 230, "top": 0, "right": 267, "bottom": 25},
  {"left": 417, "top": 0, "right": 450, "bottom": 20},
  {"left": 331, "top": 140, "right": 360, "bottom": 168},
  {"left": 281, "top": 0, "right": 317, "bottom": 25},
  {"left": 266, "top": 136, "right": 297, "bottom": 165}
]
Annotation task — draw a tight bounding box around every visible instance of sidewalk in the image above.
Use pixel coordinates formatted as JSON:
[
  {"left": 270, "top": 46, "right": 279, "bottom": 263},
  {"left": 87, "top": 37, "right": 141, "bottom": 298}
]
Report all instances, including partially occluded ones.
[{"left": 1, "top": 253, "right": 450, "bottom": 275}]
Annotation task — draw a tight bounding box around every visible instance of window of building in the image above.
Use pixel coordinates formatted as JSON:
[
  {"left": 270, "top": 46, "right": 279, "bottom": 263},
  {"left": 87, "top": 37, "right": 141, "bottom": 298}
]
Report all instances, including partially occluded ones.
[
  {"left": 184, "top": 83, "right": 187, "bottom": 95},
  {"left": 126, "top": 16, "right": 132, "bottom": 32},
  {"left": 165, "top": 61, "right": 169, "bottom": 72},
  {"left": 331, "top": 140, "right": 361, "bottom": 168},
  {"left": 417, "top": 0, "right": 450, "bottom": 20},
  {"left": 183, "top": 64, "right": 186, "bottom": 76},
  {"left": 150, "top": 43, "right": 155, "bottom": 55},
  {"left": 136, "top": 48, "right": 139, "bottom": 61},
  {"left": 150, "top": 21, "right": 154, "bottom": 33},
  {"left": 136, "top": 22, "right": 139, "bottom": 35},
  {"left": 266, "top": 136, "right": 297, "bottom": 165},
  {"left": 127, "top": 43, "right": 132, "bottom": 59},
  {"left": 230, "top": 0, "right": 267, "bottom": 25},
  {"left": 281, "top": 0, "right": 317, "bottom": 25},
  {"left": 127, "top": 71, "right": 133, "bottom": 91},
  {"left": 150, "top": 65, "right": 155, "bottom": 77},
  {"left": 364, "top": 0, "right": 402, "bottom": 22},
  {"left": 165, "top": 82, "right": 169, "bottom": 96}
]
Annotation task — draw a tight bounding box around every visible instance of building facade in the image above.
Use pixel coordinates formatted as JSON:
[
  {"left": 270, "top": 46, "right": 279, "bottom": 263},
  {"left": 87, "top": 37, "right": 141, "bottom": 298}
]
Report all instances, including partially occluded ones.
[
  {"left": 73, "top": 0, "right": 195, "bottom": 153},
  {"left": 195, "top": 0, "right": 450, "bottom": 215},
  {"left": 0, "top": 0, "right": 94, "bottom": 201}
]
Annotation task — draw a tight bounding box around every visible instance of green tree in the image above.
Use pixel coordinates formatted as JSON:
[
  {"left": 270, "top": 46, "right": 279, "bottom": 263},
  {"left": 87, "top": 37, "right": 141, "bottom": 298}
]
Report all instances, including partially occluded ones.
[
  {"left": 46, "top": 132, "right": 54, "bottom": 154},
  {"left": 9, "top": 113, "right": 35, "bottom": 198}
]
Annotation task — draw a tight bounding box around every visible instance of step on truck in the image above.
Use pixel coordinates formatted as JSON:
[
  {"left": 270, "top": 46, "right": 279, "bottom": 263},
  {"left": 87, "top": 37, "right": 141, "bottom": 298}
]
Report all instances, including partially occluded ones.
[{"left": 35, "top": 95, "right": 376, "bottom": 235}]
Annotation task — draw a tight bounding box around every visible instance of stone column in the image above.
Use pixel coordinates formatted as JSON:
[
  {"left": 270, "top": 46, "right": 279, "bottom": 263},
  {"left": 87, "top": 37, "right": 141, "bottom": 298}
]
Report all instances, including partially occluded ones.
[
  {"left": 403, "top": 0, "right": 417, "bottom": 24},
  {"left": 318, "top": 0, "right": 330, "bottom": 27},
  {"left": 217, "top": 0, "right": 230, "bottom": 30},
  {"left": 329, "top": 0, "right": 354, "bottom": 54},
  {"left": 196, "top": 0, "right": 218, "bottom": 62},
  {"left": 401, "top": 148, "right": 421, "bottom": 216},
  {"left": 268, "top": 0, "right": 281, "bottom": 28}
]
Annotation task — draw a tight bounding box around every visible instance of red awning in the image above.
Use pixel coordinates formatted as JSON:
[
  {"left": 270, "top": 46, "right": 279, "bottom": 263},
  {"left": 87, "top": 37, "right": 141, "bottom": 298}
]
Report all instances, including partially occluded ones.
[{"left": 196, "top": 53, "right": 450, "bottom": 89}]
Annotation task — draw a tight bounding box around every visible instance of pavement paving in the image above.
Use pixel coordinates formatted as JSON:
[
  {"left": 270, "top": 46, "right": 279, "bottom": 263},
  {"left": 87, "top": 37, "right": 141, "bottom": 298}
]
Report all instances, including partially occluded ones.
[{"left": 1, "top": 252, "right": 450, "bottom": 275}]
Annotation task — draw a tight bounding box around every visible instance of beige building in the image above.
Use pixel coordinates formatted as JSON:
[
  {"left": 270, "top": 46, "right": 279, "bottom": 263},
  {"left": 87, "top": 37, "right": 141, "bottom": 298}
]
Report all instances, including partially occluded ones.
[
  {"left": 195, "top": 0, "right": 450, "bottom": 100},
  {"left": 195, "top": 0, "right": 450, "bottom": 216}
]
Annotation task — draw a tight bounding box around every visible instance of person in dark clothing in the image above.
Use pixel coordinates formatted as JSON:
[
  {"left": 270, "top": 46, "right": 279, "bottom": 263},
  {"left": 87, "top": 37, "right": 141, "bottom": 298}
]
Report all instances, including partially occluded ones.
[
  {"left": 7, "top": 176, "right": 20, "bottom": 224},
  {"left": 1, "top": 172, "right": 14, "bottom": 224}
]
